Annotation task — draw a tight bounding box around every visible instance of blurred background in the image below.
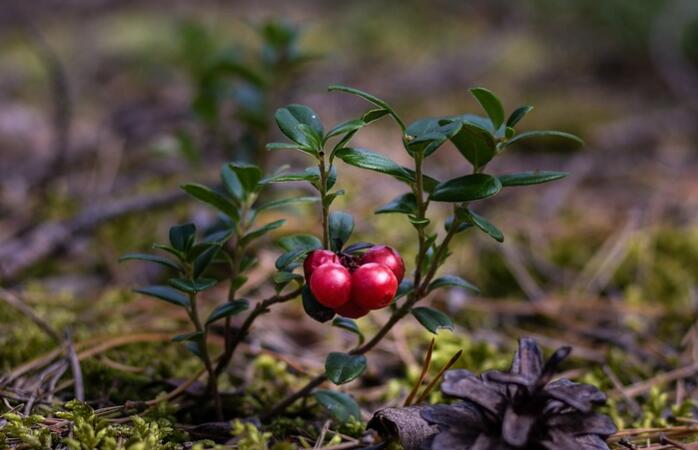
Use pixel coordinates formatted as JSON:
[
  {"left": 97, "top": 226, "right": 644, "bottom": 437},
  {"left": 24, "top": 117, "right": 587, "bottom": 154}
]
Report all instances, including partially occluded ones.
[{"left": 0, "top": 0, "right": 697, "bottom": 435}]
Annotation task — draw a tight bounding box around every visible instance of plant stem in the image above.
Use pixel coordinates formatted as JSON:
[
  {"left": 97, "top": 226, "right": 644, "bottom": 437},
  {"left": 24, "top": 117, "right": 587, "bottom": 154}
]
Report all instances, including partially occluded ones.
[
  {"left": 218, "top": 200, "right": 250, "bottom": 377},
  {"left": 188, "top": 291, "right": 223, "bottom": 420},
  {"left": 214, "top": 285, "right": 303, "bottom": 376},
  {"left": 412, "top": 152, "right": 427, "bottom": 289},
  {"left": 318, "top": 154, "right": 330, "bottom": 248}
]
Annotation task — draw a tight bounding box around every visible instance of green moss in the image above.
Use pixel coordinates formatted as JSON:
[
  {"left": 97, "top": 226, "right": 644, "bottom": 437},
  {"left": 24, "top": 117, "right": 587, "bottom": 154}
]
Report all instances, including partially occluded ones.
[{"left": 614, "top": 227, "right": 698, "bottom": 309}]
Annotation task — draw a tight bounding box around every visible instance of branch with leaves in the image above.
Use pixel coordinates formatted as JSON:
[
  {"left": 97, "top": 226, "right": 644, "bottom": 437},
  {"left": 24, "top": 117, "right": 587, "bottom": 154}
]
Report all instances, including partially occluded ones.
[{"left": 263, "top": 84, "right": 581, "bottom": 420}]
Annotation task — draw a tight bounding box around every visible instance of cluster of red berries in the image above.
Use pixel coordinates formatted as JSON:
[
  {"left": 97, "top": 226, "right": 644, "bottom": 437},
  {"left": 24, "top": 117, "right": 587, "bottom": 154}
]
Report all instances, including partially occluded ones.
[{"left": 303, "top": 245, "right": 405, "bottom": 319}]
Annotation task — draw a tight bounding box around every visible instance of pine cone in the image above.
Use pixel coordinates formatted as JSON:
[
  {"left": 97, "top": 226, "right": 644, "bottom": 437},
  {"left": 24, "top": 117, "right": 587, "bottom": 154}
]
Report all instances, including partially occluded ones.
[{"left": 420, "top": 337, "right": 616, "bottom": 449}]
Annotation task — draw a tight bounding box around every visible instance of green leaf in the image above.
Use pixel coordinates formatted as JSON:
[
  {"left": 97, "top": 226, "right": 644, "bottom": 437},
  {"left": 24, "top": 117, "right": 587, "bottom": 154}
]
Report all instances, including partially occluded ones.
[
  {"left": 375, "top": 193, "right": 417, "bottom": 215},
  {"left": 266, "top": 142, "right": 309, "bottom": 150},
  {"left": 302, "top": 285, "right": 335, "bottom": 322},
  {"left": 230, "top": 274, "right": 248, "bottom": 291},
  {"left": 328, "top": 84, "right": 392, "bottom": 112},
  {"left": 168, "top": 277, "right": 217, "bottom": 293},
  {"left": 119, "top": 253, "right": 180, "bottom": 271},
  {"left": 325, "top": 352, "right": 367, "bottom": 385},
  {"left": 325, "top": 119, "right": 365, "bottom": 140},
  {"left": 323, "top": 190, "right": 345, "bottom": 208},
  {"left": 240, "top": 255, "right": 258, "bottom": 272},
  {"left": 274, "top": 104, "right": 324, "bottom": 148},
  {"left": 470, "top": 87, "right": 505, "bottom": 130},
  {"left": 343, "top": 242, "right": 374, "bottom": 254},
  {"left": 182, "top": 184, "right": 239, "bottom": 221},
  {"left": 506, "top": 130, "right": 584, "bottom": 147},
  {"left": 329, "top": 211, "right": 354, "bottom": 251},
  {"left": 261, "top": 167, "right": 335, "bottom": 190},
  {"left": 334, "top": 147, "right": 411, "bottom": 184},
  {"left": 221, "top": 164, "right": 244, "bottom": 201},
  {"left": 328, "top": 84, "right": 404, "bottom": 129},
  {"left": 227, "top": 163, "right": 262, "bottom": 195},
  {"left": 256, "top": 196, "right": 319, "bottom": 211},
  {"left": 134, "top": 286, "right": 190, "bottom": 308},
  {"left": 192, "top": 245, "right": 220, "bottom": 278},
  {"left": 273, "top": 271, "right": 304, "bottom": 292},
  {"left": 444, "top": 217, "right": 472, "bottom": 234},
  {"left": 313, "top": 390, "right": 361, "bottom": 423},
  {"left": 172, "top": 331, "right": 203, "bottom": 342},
  {"left": 169, "top": 223, "right": 196, "bottom": 252},
  {"left": 276, "top": 235, "right": 323, "bottom": 270},
  {"left": 362, "top": 108, "right": 390, "bottom": 123},
  {"left": 411, "top": 307, "right": 454, "bottom": 334},
  {"left": 278, "top": 234, "right": 323, "bottom": 252},
  {"left": 185, "top": 340, "right": 205, "bottom": 361},
  {"left": 206, "top": 299, "right": 250, "bottom": 325},
  {"left": 460, "top": 208, "right": 504, "bottom": 242},
  {"left": 240, "top": 219, "right": 285, "bottom": 247},
  {"left": 332, "top": 318, "right": 364, "bottom": 344},
  {"left": 261, "top": 170, "right": 316, "bottom": 184},
  {"left": 506, "top": 105, "right": 533, "bottom": 128},
  {"left": 406, "top": 118, "right": 461, "bottom": 157},
  {"left": 428, "top": 275, "right": 479, "bottom": 293},
  {"left": 430, "top": 174, "right": 502, "bottom": 202},
  {"left": 266, "top": 142, "right": 317, "bottom": 158},
  {"left": 408, "top": 215, "right": 430, "bottom": 228},
  {"left": 498, "top": 171, "right": 568, "bottom": 187},
  {"left": 402, "top": 168, "right": 440, "bottom": 193},
  {"left": 203, "top": 228, "right": 234, "bottom": 245},
  {"left": 298, "top": 124, "right": 323, "bottom": 150},
  {"left": 449, "top": 121, "right": 497, "bottom": 170}
]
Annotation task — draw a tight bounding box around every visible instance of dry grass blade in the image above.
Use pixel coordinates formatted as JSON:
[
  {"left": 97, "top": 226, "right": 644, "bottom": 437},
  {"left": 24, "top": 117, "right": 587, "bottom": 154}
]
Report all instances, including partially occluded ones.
[
  {"left": 403, "top": 337, "right": 435, "bottom": 407},
  {"left": 414, "top": 349, "right": 463, "bottom": 404},
  {"left": 64, "top": 330, "right": 84, "bottom": 402},
  {"left": 314, "top": 419, "right": 332, "bottom": 449}
]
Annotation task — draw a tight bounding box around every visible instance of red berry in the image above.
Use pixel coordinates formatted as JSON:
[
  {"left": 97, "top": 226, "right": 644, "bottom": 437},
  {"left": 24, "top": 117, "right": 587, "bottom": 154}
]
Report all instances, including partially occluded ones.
[
  {"left": 334, "top": 299, "right": 369, "bottom": 319},
  {"left": 303, "top": 249, "right": 339, "bottom": 282},
  {"left": 309, "top": 263, "right": 351, "bottom": 308},
  {"left": 360, "top": 245, "right": 405, "bottom": 282},
  {"left": 351, "top": 262, "right": 398, "bottom": 310}
]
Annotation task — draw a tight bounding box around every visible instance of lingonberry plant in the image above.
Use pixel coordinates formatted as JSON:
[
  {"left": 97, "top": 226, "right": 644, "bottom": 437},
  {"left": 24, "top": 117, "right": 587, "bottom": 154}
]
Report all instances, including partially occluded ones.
[
  {"left": 122, "top": 84, "right": 580, "bottom": 422},
  {"left": 262, "top": 84, "right": 581, "bottom": 418},
  {"left": 120, "top": 162, "right": 316, "bottom": 419}
]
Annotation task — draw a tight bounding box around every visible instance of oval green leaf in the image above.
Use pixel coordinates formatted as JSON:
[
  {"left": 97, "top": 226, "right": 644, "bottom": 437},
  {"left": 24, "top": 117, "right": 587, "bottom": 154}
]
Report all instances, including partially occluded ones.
[
  {"left": 134, "top": 286, "right": 190, "bottom": 308},
  {"left": 206, "top": 299, "right": 250, "bottom": 325},
  {"left": 181, "top": 184, "right": 239, "bottom": 221},
  {"left": 375, "top": 193, "right": 417, "bottom": 215},
  {"left": 449, "top": 121, "right": 497, "bottom": 170},
  {"left": 302, "top": 285, "right": 335, "bottom": 323},
  {"left": 119, "top": 253, "right": 180, "bottom": 271},
  {"left": 498, "top": 171, "right": 568, "bottom": 187},
  {"left": 329, "top": 211, "right": 354, "bottom": 251},
  {"left": 313, "top": 390, "right": 361, "bottom": 423},
  {"left": 332, "top": 317, "right": 365, "bottom": 344},
  {"left": 168, "top": 277, "right": 217, "bottom": 293},
  {"left": 506, "top": 130, "right": 583, "bottom": 147},
  {"left": 470, "top": 87, "right": 505, "bottom": 130},
  {"left": 411, "top": 306, "right": 454, "bottom": 334},
  {"left": 428, "top": 275, "right": 479, "bottom": 293},
  {"left": 169, "top": 223, "right": 196, "bottom": 252},
  {"left": 274, "top": 104, "right": 324, "bottom": 149},
  {"left": 325, "top": 352, "right": 367, "bottom": 385},
  {"left": 430, "top": 174, "right": 502, "bottom": 202},
  {"left": 461, "top": 208, "right": 504, "bottom": 242},
  {"left": 506, "top": 105, "right": 533, "bottom": 128}
]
